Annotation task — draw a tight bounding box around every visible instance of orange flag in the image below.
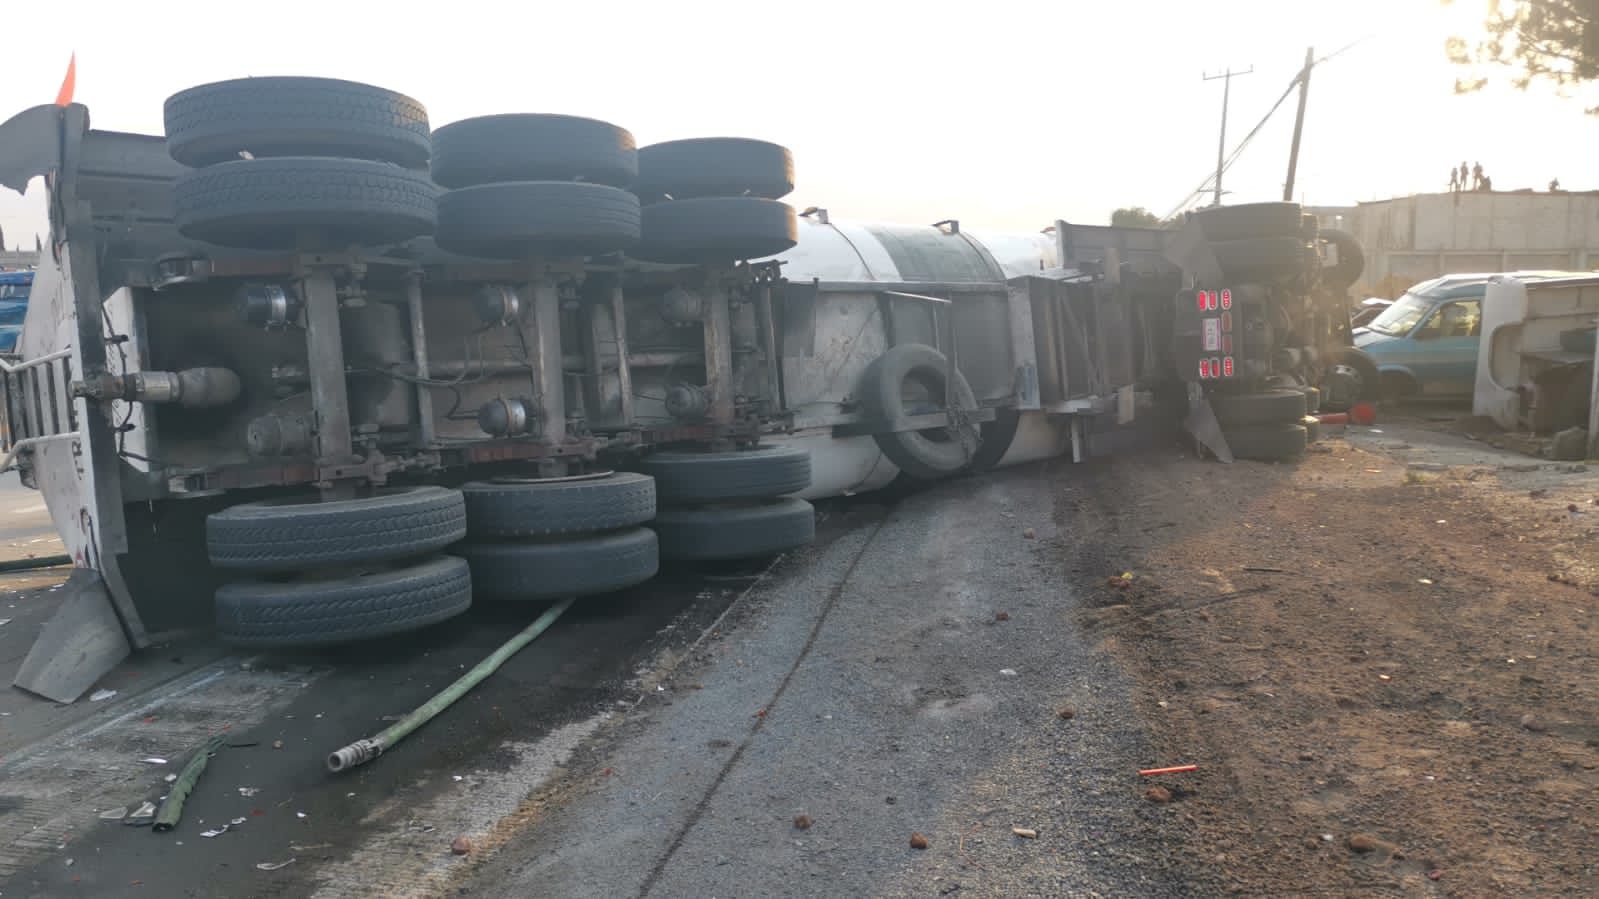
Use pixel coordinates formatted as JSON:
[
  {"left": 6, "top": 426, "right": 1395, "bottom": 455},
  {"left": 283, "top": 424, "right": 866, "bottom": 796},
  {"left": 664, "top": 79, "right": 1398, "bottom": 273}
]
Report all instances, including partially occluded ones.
[{"left": 54, "top": 53, "right": 76, "bottom": 107}]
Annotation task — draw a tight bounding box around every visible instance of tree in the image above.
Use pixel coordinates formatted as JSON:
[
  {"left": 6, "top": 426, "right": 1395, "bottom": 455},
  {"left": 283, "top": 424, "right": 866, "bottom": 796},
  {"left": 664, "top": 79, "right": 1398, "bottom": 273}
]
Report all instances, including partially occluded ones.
[
  {"left": 1110, "top": 206, "right": 1162, "bottom": 228},
  {"left": 1446, "top": 0, "right": 1599, "bottom": 111}
]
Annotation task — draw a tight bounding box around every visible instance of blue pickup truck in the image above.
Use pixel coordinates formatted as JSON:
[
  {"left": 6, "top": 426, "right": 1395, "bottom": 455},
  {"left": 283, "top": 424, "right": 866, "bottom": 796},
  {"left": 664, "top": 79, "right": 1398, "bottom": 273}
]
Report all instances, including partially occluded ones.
[{"left": 0, "top": 270, "right": 29, "bottom": 353}]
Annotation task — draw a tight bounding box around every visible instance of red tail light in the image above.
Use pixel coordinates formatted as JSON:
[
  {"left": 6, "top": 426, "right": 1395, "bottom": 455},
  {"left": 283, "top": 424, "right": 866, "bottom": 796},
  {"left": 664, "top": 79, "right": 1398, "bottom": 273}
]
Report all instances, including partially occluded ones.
[
  {"left": 1198, "top": 358, "right": 1211, "bottom": 379},
  {"left": 1196, "top": 290, "right": 1210, "bottom": 311},
  {"left": 1222, "top": 356, "right": 1235, "bottom": 377},
  {"left": 1220, "top": 289, "right": 1233, "bottom": 310}
]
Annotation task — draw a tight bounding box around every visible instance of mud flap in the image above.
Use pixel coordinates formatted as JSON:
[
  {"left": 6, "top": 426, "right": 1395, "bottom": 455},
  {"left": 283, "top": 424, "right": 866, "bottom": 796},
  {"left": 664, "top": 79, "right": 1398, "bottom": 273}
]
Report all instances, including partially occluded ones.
[
  {"left": 1185, "top": 390, "right": 1234, "bottom": 463},
  {"left": 13, "top": 569, "right": 132, "bottom": 703}
]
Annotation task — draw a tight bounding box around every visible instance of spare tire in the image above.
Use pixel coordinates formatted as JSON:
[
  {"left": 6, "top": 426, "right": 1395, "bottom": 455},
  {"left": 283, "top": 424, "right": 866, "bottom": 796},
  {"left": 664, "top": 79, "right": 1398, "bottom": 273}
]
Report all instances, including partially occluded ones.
[
  {"left": 207, "top": 485, "right": 466, "bottom": 572},
  {"left": 858, "top": 343, "right": 980, "bottom": 480},
  {"left": 430, "top": 114, "right": 637, "bottom": 189},
  {"left": 461, "top": 472, "right": 656, "bottom": 538},
  {"left": 173, "top": 157, "right": 439, "bottom": 250},
  {"left": 165, "top": 77, "right": 431, "bottom": 169},
  {"left": 633, "top": 197, "right": 797, "bottom": 264},
  {"left": 435, "top": 181, "right": 641, "bottom": 259},
  {"left": 1195, "top": 202, "right": 1303, "bottom": 242},
  {"left": 635, "top": 138, "right": 794, "bottom": 201},
  {"left": 1210, "top": 390, "right": 1308, "bottom": 427},
  {"left": 455, "top": 528, "right": 659, "bottom": 601},
  {"left": 637, "top": 446, "right": 811, "bottom": 504},
  {"left": 1319, "top": 228, "right": 1364, "bottom": 291},
  {"left": 215, "top": 555, "right": 471, "bottom": 648}
]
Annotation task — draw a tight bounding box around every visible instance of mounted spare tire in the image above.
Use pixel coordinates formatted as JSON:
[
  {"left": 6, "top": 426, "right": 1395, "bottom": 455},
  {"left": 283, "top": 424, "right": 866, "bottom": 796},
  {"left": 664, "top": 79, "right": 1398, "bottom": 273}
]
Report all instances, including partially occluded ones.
[
  {"left": 635, "top": 138, "right": 794, "bottom": 202},
  {"left": 206, "top": 485, "right": 466, "bottom": 572},
  {"left": 430, "top": 114, "right": 638, "bottom": 189},
  {"left": 858, "top": 343, "right": 980, "bottom": 480},
  {"left": 1194, "top": 202, "right": 1303, "bottom": 242},
  {"left": 633, "top": 197, "right": 797, "bottom": 264},
  {"left": 435, "top": 181, "right": 641, "bottom": 259},
  {"left": 173, "top": 157, "right": 440, "bottom": 250},
  {"left": 164, "top": 77, "right": 431, "bottom": 168},
  {"left": 215, "top": 554, "right": 472, "bottom": 648}
]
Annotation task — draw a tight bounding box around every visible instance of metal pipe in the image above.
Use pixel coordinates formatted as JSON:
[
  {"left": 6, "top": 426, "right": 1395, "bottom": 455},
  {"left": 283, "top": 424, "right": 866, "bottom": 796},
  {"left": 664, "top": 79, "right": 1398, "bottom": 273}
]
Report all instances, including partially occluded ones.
[
  {"left": 327, "top": 597, "right": 575, "bottom": 773},
  {"left": 0, "top": 348, "right": 72, "bottom": 375},
  {"left": 0, "top": 432, "right": 80, "bottom": 474},
  {"left": 405, "top": 274, "right": 436, "bottom": 447}
]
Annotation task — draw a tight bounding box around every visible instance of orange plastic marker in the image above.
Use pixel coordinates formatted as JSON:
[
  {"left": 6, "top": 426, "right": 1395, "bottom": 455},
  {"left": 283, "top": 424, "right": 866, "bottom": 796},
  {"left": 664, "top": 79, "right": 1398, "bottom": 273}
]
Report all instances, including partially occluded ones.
[{"left": 1138, "top": 764, "right": 1198, "bottom": 776}]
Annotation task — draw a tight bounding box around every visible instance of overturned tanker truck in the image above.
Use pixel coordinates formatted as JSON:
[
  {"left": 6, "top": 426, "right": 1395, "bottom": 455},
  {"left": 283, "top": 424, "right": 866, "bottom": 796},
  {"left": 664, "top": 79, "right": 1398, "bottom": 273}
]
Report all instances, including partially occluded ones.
[{"left": 0, "top": 76, "right": 1368, "bottom": 696}]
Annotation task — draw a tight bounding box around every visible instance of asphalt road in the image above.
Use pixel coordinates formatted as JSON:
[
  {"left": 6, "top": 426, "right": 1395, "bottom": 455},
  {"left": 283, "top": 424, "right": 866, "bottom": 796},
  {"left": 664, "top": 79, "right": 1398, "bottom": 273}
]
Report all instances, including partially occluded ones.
[{"left": 0, "top": 471, "right": 60, "bottom": 563}]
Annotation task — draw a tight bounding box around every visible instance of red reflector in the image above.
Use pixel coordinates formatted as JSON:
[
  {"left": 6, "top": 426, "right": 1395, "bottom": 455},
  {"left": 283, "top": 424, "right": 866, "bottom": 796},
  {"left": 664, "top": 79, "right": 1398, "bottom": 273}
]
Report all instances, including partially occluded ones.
[
  {"left": 1220, "top": 310, "right": 1233, "bottom": 332},
  {"left": 1196, "top": 290, "right": 1209, "bottom": 311},
  {"left": 1198, "top": 358, "right": 1211, "bottom": 379},
  {"left": 1223, "top": 356, "right": 1235, "bottom": 377},
  {"left": 1222, "top": 334, "right": 1233, "bottom": 354},
  {"left": 1220, "top": 288, "right": 1233, "bottom": 310},
  {"left": 1210, "top": 357, "right": 1222, "bottom": 376}
]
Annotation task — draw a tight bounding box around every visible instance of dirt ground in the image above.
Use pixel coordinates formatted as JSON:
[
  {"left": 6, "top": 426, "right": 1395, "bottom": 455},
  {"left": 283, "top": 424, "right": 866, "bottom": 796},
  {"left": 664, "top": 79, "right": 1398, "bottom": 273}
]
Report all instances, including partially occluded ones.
[{"left": 1062, "top": 422, "right": 1599, "bottom": 896}]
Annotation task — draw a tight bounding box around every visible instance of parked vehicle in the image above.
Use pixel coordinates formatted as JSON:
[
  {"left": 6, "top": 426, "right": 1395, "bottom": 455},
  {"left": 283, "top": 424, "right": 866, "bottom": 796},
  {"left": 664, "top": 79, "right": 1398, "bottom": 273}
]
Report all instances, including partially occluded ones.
[
  {"left": 1354, "top": 272, "right": 1568, "bottom": 399},
  {"left": 0, "top": 270, "right": 28, "bottom": 354},
  {"left": 0, "top": 77, "right": 1365, "bottom": 697},
  {"left": 1350, "top": 297, "right": 1392, "bottom": 329}
]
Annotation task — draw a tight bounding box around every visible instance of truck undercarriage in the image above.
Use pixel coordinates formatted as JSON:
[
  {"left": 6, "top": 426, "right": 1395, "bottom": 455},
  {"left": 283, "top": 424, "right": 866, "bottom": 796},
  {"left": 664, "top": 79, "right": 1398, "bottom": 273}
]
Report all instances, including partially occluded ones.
[{"left": 0, "top": 76, "right": 1368, "bottom": 699}]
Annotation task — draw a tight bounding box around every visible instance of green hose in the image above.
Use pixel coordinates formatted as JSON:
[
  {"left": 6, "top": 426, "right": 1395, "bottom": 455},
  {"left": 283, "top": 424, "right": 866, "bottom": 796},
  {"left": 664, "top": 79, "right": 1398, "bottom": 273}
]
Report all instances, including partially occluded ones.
[
  {"left": 153, "top": 734, "right": 226, "bottom": 832},
  {"left": 326, "top": 597, "right": 576, "bottom": 773}
]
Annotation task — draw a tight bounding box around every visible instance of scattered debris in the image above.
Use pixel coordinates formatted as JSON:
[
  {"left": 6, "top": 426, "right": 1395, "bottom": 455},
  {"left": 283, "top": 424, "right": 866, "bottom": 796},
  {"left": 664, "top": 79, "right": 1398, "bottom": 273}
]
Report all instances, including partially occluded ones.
[
  {"left": 141, "top": 757, "right": 169, "bottom": 765},
  {"left": 153, "top": 734, "right": 226, "bottom": 833},
  {"left": 231, "top": 817, "right": 247, "bottom": 826},
  {"left": 1144, "top": 786, "right": 1173, "bottom": 804},
  {"left": 793, "top": 814, "right": 813, "bottom": 830},
  {"left": 1056, "top": 705, "right": 1077, "bottom": 720},
  {"left": 1022, "top": 528, "right": 1037, "bottom": 540},
  {"left": 289, "top": 843, "right": 332, "bottom": 852},
  {"left": 238, "top": 787, "right": 260, "bottom": 798},
  {"left": 1011, "top": 827, "right": 1038, "bottom": 839},
  {"left": 1298, "top": 752, "right": 1316, "bottom": 762},
  {"left": 999, "top": 669, "right": 1019, "bottom": 677},
  {"left": 1530, "top": 488, "right": 1550, "bottom": 499},
  {"left": 88, "top": 689, "right": 117, "bottom": 702},
  {"left": 255, "top": 858, "right": 297, "bottom": 872},
  {"left": 1242, "top": 566, "right": 1288, "bottom": 574},
  {"left": 1346, "top": 833, "right": 1394, "bottom": 854},
  {"left": 200, "top": 826, "right": 230, "bottom": 838},
  {"left": 994, "top": 611, "right": 1010, "bottom": 621},
  {"left": 909, "top": 832, "right": 930, "bottom": 850},
  {"left": 1139, "top": 764, "right": 1199, "bottom": 776},
  {"left": 272, "top": 740, "right": 284, "bottom": 750},
  {"left": 123, "top": 801, "right": 158, "bottom": 826},
  {"left": 164, "top": 774, "right": 178, "bottom": 783},
  {"left": 1520, "top": 713, "right": 1548, "bottom": 733},
  {"left": 296, "top": 811, "right": 307, "bottom": 819},
  {"left": 1406, "top": 462, "right": 1449, "bottom": 472},
  {"left": 99, "top": 807, "right": 129, "bottom": 821},
  {"left": 1418, "top": 578, "right": 1434, "bottom": 586},
  {"left": 450, "top": 836, "right": 472, "bottom": 856},
  {"left": 1107, "top": 572, "right": 1135, "bottom": 589},
  {"left": 1427, "top": 870, "right": 1444, "bottom": 881}
]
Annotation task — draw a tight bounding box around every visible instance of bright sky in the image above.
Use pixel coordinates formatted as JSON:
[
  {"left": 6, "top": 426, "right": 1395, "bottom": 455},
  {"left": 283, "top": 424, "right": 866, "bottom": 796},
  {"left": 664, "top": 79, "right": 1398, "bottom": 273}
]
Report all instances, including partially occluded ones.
[{"left": 1, "top": 0, "right": 1594, "bottom": 248}]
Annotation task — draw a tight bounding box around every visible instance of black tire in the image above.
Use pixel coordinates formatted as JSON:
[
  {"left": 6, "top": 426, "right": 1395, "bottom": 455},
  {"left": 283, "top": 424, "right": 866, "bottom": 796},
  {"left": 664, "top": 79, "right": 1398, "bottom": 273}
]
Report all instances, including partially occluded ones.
[
  {"left": 635, "top": 138, "right": 794, "bottom": 201},
  {"left": 461, "top": 473, "right": 656, "bottom": 538},
  {"left": 638, "top": 446, "right": 811, "bottom": 504},
  {"left": 215, "top": 555, "right": 471, "bottom": 648},
  {"left": 859, "top": 344, "right": 981, "bottom": 480},
  {"left": 164, "top": 77, "right": 431, "bottom": 169},
  {"left": 1319, "top": 228, "right": 1364, "bottom": 291},
  {"left": 455, "top": 528, "right": 659, "bottom": 601},
  {"left": 207, "top": 486, "right": 466, "bottom": 572},
  {"left": 968, "top": 407, "right": 1021, "bottom": 473},
  {"left": 1302, "top": 415, "right": 1323, "bottom": 443},
  {"left": 633, "top": 197, "right": 797, "bottom": 264},
  {"left": 173, "top": 157, "right": 439, "bottom": 250},
  {"left": 1210, "top": 236, "right": 1312, "bottom": 282},
  {"left": 1210, "top": 390, "right": 1308, "bottom": 426},
  {"left": 435, "top": 181, "right": 641, "bottom": 259},
  {"left": 653, "top": 498, "right": 816, "bottom": 562},
  {"left": 1322, "top": 347, "right": 1382, "bottom": 412},
  {"left": 1195, "top": 202, "right": 1303, "bottom": 242},
  {"left": 1223, "top": 423, "right": 1308, "bottom": 461},
  {"left": 430, "top": 114, "right": 637, "bottom": 189}
]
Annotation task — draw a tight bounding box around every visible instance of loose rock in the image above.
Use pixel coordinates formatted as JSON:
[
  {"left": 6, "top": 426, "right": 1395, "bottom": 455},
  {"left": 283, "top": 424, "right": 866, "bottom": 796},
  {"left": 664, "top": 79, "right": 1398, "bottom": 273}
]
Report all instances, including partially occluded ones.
[
  {"left": 1012, "top": 827, "right": 1038, "bottom": 839},
  {"left": 1056, "top": 705, "right": 1077, "bottom": 720},
  {"left": 1022, "top": 528, "right": 1036, "bottom": 540},
  {"left": 1520, "top": 713, "right": 1548, "bottom": 733},
  {"left": 793, "top": 814, "right": 813, "bottom": 830},
  {"left": 994, "top": 611, "right": 1010, "bottom": 621},
  {"left": 909, "top": 832, "right": 929, "bottom": 850},
  {"left": 1346, "top": 833, "right": 1392, "bottom": 854},
  {"left": 1143, "top": 786, "right": 1173, "bottom": 804},
  {"left": 450, "top": 836, "right": 472, "bottom": 856}
]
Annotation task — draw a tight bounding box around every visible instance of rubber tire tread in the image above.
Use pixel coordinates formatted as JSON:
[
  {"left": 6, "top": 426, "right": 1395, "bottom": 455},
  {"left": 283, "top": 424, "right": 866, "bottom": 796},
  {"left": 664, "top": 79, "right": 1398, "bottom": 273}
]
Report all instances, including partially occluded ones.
[
  {"left": 968, "top": 407, "right": 1021, "bottom": 473},
  {"left": 1224, "top": 423, "right": 1309, "bottom": 461},
  {"left": 638, "top": 446, "right": 811, "bottom": 504},
  {"left": 1195, "top": 202, "right": 1303, "bottom": 242},
  {"left": 461, "top": 473, "right": 656, "bottom": 538},
  {"left": 436, "top": 181, "right": 640, "bottom": 259},
  {"left": 1319, "top": 228, "right": 1365, "bottom": 291},
  {"left": 215, "top": 555, "right": 471, "bottom": 648},
  {"left": 173, "top": 157, "right": 439, "bottom": 250},
  {"left": 1210, "top": 236, "right": 1312, "bottom": 282},
  {"left": 1210, "top": 390, "right": 1308, "bottom": 427},
  {"left": 430, "top": 114, "right": 637, "bottom": 189},
  {"left": 635, "top": 138, "right": 794, "bottom": 201},
  {"left": 455, "top": 528, "right": 659, "bottom": 601},
  {"left": 859, "top": 343, "right": 981, "bottom": 480},
  {"left": 634, "top": 197, "right": 797, "bottom": 263},
  {"left": 653, "top": 498, "right": 816, "bottom": 562},
  {"left": 164, "top": 76, "right": 431, "bottom": 168},
  {"left": 207, "top": 486, "right": 466, "bottom": 571}
]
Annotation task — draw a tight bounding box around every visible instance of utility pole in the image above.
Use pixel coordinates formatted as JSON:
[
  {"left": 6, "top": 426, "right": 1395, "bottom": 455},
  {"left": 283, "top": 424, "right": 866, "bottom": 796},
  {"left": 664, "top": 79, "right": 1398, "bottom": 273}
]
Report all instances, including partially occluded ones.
[
  {"left": 1204, "top": 66, "right": 1252, "bottom": 207},
  {"left": 1283, "top": 46, "right": 1315, "bottom": 202}
]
